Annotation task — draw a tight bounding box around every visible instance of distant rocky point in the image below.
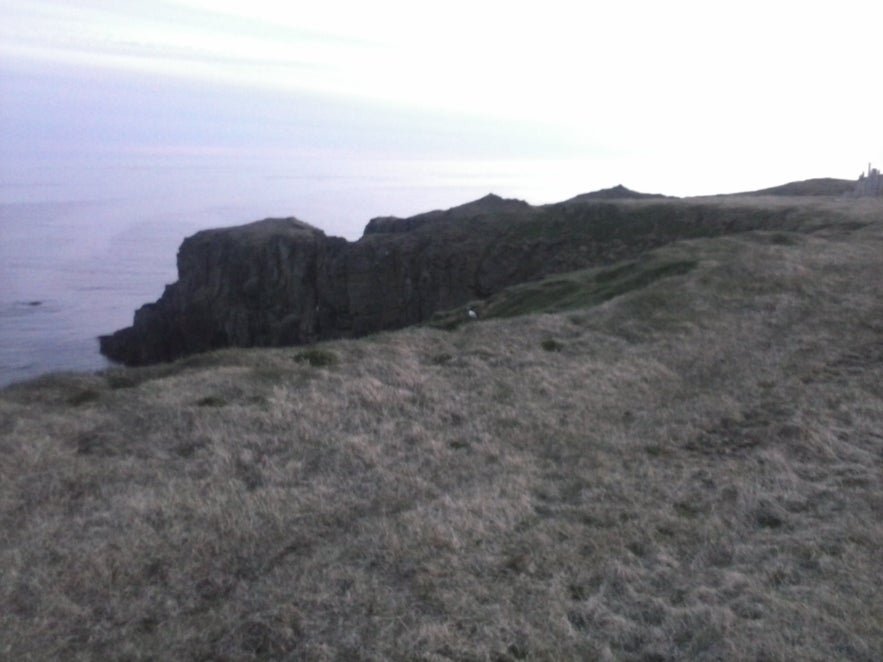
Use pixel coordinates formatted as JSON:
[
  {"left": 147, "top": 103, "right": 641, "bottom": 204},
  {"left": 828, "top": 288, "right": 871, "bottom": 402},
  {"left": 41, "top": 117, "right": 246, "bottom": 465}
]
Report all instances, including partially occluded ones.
[
  {"left": 364, "top": 193, "right": 531, "bottom": 235},
  {"left": 100, "top": 180, "right": 848, "bottom": 366},
  {"left": 564, "top": 184, "right": 670, "bottom": 202}
]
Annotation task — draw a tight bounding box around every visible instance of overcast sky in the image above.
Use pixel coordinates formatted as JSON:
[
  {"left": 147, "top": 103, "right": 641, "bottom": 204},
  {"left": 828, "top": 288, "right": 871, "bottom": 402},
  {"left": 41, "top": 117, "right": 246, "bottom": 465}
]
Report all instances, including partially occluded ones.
[{"left": 2, "top": 0, "right": 880, "bottom": 203}]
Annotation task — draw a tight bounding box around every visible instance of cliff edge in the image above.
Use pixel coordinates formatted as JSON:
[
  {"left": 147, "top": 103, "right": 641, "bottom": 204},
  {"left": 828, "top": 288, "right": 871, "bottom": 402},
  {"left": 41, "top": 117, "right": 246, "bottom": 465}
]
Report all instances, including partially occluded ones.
[{"left": 100, "top": 191, "right": 811, "bottom": 366}]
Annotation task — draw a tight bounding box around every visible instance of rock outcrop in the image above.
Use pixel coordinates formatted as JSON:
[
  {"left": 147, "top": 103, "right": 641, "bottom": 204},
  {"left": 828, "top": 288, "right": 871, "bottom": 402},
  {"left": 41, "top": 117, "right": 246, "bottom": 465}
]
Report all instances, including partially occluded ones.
[{"left": 100, "top": 191, "right": 805, "bottom": 366}]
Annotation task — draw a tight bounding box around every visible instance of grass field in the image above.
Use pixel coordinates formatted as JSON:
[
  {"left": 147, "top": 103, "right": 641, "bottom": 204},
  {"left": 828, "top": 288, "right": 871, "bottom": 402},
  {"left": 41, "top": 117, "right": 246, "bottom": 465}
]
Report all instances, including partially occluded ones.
[{"left": 1, "top": 197, "right": 881, "bottom": 660}]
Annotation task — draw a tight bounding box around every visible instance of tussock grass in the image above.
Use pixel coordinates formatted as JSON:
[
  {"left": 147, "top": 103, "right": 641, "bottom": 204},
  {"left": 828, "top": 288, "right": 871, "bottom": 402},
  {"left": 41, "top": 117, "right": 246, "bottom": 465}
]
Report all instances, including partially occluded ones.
[{"left": 1, "top": 200, "right": 882, "bottom": 660}]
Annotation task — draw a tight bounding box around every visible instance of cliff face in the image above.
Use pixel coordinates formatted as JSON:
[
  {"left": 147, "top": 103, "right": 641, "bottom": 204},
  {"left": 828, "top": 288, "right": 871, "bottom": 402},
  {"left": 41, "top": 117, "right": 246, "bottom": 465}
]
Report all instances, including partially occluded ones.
[
  {"left": 100, "top": 194, "right": 803, "bottom": 366},
  {"left": 99, "top": 218, "right": 341, "bottom": 365}
]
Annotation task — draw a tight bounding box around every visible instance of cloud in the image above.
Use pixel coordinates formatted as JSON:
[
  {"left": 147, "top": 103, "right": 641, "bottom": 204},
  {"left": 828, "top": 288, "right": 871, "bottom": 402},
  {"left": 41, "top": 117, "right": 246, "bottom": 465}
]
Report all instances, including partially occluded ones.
[
  {"left": 3, "top": 2, "right": 877, "bottom": 121},
  {"left": 1, "top": 0, "right": 880, "bottom": 191}
]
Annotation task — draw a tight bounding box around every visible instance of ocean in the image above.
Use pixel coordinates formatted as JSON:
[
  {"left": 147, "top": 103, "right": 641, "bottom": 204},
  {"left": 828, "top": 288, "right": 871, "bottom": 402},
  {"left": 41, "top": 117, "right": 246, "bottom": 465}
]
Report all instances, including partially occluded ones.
[{"left": 0, "top": 155, "right": 604, "bottom": 387}]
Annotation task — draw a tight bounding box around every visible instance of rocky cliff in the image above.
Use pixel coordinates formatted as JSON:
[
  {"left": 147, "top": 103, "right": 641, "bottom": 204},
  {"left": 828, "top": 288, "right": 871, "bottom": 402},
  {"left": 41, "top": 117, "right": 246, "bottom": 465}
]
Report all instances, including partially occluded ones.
[{"left": 100, "top": 193, "right": 807, "bottom": 365}]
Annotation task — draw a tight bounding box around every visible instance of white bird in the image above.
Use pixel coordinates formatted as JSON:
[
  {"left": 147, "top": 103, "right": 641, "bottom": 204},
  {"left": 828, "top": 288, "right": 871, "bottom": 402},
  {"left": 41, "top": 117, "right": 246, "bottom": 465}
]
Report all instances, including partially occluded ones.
[{"left": 467, "top": 309, "right": 478, "bottom": 320}]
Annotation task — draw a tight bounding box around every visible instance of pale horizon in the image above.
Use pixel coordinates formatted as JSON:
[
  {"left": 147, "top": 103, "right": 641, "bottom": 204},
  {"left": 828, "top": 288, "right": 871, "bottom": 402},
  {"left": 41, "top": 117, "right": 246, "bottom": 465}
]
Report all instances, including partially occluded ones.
[{"left": 2, "top": 1, "right": 881, "bottom": 237}]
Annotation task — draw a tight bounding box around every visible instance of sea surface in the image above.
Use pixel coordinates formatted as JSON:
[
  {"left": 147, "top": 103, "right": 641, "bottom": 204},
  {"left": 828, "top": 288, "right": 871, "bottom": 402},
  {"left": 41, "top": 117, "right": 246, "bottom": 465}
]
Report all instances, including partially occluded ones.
[{"left": 0, "top": 156, "right": 603, "bottom": 387}]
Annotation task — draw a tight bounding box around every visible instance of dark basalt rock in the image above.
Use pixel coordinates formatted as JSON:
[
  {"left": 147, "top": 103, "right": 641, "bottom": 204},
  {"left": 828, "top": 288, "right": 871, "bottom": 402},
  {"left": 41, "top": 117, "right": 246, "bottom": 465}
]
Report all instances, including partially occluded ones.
[
  {"left": 101, "top": 218, "right": 343, "bottom": 365},
  {"left": 100, "top": 191, "right": 803, "bottom": 366}
]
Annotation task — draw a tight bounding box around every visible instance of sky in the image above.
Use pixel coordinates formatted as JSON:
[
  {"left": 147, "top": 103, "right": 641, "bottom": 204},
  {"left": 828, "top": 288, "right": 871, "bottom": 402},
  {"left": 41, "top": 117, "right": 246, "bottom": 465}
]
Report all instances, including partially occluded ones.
[{"left": 1, "top": 0, "right": 881, "bottom": 230}]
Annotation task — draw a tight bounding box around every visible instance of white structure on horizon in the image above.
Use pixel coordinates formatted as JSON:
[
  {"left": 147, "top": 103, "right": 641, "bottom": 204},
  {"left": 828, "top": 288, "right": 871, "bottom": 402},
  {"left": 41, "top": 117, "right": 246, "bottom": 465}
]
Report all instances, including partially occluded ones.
[{"left": 855, "top": 163, "right": 882, "bottom": 197}]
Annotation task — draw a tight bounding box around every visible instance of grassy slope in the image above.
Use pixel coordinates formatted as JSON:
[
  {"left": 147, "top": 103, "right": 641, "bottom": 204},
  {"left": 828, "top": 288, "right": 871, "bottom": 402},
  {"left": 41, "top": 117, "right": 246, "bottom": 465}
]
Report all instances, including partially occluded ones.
[
  {"left": 1, "top": 198, "right": 882, "bottom": 660},
  {"left": 733, "top": 178, "right": 857, "bottom": 197}
]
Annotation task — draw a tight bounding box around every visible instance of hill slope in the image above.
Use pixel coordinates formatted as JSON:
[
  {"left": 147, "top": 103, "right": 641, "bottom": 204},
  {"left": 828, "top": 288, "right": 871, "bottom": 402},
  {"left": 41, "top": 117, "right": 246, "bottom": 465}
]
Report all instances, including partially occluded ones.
[
  {"left": 563, "top": 183, "right": 670, "bottom": 202},
  {"left": 733, "top": 177, "right": 857, "bottom": 197},
  {"left": 2, "top": 198, "right": 882, "bottom": 659}
]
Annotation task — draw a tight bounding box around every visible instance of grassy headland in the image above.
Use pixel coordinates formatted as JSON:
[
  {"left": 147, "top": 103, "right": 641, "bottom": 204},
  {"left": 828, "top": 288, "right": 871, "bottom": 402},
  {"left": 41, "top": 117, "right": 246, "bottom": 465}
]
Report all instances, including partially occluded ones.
[{"left": 2, "top": 196, "right": 881, "bottom": 660}]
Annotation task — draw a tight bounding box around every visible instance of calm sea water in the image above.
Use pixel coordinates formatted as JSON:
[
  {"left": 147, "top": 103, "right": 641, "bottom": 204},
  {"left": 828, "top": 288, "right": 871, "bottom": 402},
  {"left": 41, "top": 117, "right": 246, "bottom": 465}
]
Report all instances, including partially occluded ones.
[{"left": 0, "top": 156, "right": 604, "bottom": 387}]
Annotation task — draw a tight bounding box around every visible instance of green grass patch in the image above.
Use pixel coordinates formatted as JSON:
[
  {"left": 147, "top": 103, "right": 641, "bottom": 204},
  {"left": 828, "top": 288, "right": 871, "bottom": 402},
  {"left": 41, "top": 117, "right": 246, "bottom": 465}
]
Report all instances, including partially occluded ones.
[
  {"left": 541, "top": 339, "right": 565, "bottom": 352},
  {"left": 486, "top": 258, "right": 698, "bottom": 319},
  {"left": 498, "top": 260, "right": 698, "bottom": 317},
  {"left": 293, "top": 348, "right": 339, "bottom": 368},
  {"left": 104, "top": 365, "right": 181, "bottom": 389},
  {"left": 431, "top": 255, "right": 698, "bottom": 329},
  {"left": 195, "top": 395, "right": 227, "bottom": 407},
  {"left": 430, "top": 352, "right": 454, "bottom": 365},
  {"left": 66, "top": 388, "right": 101, "bottom": 406},
  {"left": 103, "top": 350, "right": 252, "bottom": 389}
]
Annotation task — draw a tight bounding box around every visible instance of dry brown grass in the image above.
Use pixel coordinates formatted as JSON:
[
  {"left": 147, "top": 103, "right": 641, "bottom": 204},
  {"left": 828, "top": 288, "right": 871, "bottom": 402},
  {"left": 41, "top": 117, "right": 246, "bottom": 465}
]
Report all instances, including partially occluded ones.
[{"left": 2, "top": 198, "right": 882, "bottom": 660}]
